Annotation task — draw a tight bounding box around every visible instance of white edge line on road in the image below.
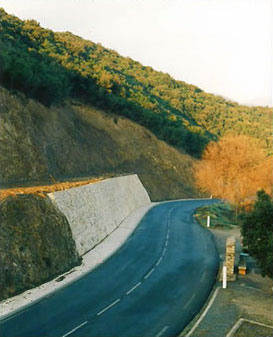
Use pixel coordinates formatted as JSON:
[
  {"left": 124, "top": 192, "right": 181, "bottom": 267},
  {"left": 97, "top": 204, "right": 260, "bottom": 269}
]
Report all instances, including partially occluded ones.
[
  {"left": 144, "top": 268, "right": 155, "bottom": 279},
  {"left": 185, "top": 287, "right": 220, "bottom": 337},
  {"left": 126, "top": 282, "right": 142, "bottom": 295},
  {"left": 226, "top": 318, "right": 244, "bottom": 337},
  {"left": 162, "top": 247, "right": 167, "bottom": 256},
  {"left": 241, "top": 319, "right": 273, "bottom": 329},
  {"left": 97, "top": 298, "right": 121, "bottom": 316},
  {"left": 62, "top": 321, "right": 88, "bottom": 337},
  {"left": 156, "top": 325, "right": 169, "bottom": 337}
]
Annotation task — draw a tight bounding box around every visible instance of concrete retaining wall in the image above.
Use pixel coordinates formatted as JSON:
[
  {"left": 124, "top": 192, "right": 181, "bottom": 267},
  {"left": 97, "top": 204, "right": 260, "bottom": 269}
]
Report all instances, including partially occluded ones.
[{"left": 48, "top": 175, "right": 151, "bottom": 256}]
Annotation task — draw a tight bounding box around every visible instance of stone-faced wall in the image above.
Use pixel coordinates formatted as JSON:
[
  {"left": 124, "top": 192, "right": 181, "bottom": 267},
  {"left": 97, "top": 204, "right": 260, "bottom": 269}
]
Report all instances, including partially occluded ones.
[
  {"left": 48, "top": 175, "right": 151, "bottom": 256},
  {"left": 225, "top": 236, "right": 236, "bottom": 279}
]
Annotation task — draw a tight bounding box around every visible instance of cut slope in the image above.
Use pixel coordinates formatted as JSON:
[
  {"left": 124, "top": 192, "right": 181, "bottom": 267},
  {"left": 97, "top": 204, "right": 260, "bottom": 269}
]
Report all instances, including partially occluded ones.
[{"left": 0, "top": 86, "right": 200, "bottom": 201}]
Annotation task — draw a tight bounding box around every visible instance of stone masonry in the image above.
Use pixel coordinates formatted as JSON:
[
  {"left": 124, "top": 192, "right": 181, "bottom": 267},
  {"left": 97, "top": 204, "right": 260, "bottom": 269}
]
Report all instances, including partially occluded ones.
[
  {"left": 48, "top": 175, "right": 151, "bottom": 256},
  {"left": 226, "top": 236, "right": 236, "bottom": 280}
]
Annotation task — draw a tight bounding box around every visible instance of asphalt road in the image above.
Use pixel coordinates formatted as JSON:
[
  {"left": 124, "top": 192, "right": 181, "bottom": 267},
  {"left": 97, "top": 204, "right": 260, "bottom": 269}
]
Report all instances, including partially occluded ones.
[{"left": 0, "top": 199, "right": 219, "bottom": 337}]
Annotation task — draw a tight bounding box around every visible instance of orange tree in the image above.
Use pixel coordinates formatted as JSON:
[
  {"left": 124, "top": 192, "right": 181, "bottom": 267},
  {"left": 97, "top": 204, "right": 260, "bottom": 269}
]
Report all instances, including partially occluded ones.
[{"left": 194, "top": 135, "right": 273, "bottom": 207}]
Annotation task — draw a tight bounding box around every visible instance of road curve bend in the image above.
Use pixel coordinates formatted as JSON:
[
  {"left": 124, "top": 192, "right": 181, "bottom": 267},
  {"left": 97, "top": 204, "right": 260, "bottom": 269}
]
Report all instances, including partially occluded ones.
[{"left": 0, "top": 199, "right": 219, "bottom": 337}]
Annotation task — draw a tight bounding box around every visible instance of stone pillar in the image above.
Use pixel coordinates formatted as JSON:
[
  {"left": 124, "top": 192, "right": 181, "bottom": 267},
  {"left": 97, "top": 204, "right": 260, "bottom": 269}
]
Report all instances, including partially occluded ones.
[{"left": 225, "top": 236, "right": 236, "bottom": 280}]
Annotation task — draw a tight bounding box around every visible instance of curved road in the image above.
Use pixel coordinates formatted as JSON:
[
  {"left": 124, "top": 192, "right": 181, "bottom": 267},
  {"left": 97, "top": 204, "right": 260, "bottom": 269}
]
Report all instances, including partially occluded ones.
[{"left": 1, "top": 199, "right": 219, "bottom": 337}]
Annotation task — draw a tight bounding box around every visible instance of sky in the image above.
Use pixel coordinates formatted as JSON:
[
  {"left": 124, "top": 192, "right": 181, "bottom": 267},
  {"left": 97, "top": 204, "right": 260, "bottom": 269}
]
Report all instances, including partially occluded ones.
[{"left": 0, "top": 0, "right": 272, "bottom": 106}]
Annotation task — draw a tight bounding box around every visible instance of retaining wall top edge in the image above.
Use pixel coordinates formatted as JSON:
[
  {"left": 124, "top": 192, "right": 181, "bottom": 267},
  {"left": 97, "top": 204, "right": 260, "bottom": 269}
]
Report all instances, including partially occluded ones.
[{"left": 47, "top": 174, "right": 140, "bottom": 198}]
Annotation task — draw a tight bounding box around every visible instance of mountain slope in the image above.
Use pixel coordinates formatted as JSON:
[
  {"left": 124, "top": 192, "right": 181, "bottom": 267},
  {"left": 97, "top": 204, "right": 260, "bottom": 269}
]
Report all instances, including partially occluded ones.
[
  {"left": 0, "top": 86, "right": 199, "bottom": 201},
  {"left": 0, "top": 8, "right": 271, "bottom": 157}
]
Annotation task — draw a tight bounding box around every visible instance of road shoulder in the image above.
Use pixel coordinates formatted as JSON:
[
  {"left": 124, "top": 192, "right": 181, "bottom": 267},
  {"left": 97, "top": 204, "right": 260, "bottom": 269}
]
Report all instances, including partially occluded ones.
[{"left": 180, "top": 226, "right": 273, "bottom": 337}]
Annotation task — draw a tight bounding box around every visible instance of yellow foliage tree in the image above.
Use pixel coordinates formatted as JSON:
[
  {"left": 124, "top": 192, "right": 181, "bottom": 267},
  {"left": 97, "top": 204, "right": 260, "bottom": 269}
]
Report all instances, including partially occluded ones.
[{"left": 195, "top": 135, "right": 273, "bottom": 206}]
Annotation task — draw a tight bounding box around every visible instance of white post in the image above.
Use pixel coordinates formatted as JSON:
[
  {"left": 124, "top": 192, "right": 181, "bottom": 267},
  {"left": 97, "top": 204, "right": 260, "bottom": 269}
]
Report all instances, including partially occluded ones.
[
  {"left": 223, "top": 265, "right": 227, "bottom": 289},
  {"left": 210, "top": 195, "right": 212, "bottom": 199},
  {"left": 207, "top": 215, "right": 210, "bottom": 228}
]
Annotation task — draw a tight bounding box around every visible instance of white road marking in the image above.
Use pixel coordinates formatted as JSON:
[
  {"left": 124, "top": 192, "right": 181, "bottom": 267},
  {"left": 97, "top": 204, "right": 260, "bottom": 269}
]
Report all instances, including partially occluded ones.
[
  {"left": 144, "top": 268, "right": 155, "bottom": 279},
  {"left": 62, "top": 321, "right": 88, "bottom": 337},
  {"left": 226, "top": 318, "right": 273, "bottom": 337},
  {"left": 165, "top": 240, "right": 168, "bottom": 247},
  {"left": 156, "top": 325, "right": 169, "bottom": 337},
  {"left": 97, "top": 298, "right": 121, "bottom": 316},
  {"left": 184, "top": 294, "right": 195, "bottom": 309},
  {"left": 126, "top": 282, "right": 142, "bottom": 295},
  {"left": 185, "top": 287, "right": 220, "bottom": 337},
  {"left": 166, "top": 232, "right": 169, "bottom": 240},
  {"left": 162, "top": 247, "right": 167, "bottom": 256},
  {"left": 156, "top": 256, "right": 163, "bottom": 266},
  {"left": 200, "top": 272, "right": 206, "bottom": 282}
]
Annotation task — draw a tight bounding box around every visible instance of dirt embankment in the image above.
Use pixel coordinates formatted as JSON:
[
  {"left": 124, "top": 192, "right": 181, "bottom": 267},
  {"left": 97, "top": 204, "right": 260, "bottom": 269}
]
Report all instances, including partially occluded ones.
[
  {"left": 0, "top": 194, "right": 81, "bottom": 301},
  {"left": 0, "top": 178, "right": 103, "bottom": 201},
  {"left": 0, "top": 86, "right": 201, "bottom": 201}
]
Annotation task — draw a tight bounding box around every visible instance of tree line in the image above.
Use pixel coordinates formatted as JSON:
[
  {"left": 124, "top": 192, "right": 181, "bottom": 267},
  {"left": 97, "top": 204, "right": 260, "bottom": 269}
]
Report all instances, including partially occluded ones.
[{"left": 0, "top": 8, "right": 272, "bottom": 157}]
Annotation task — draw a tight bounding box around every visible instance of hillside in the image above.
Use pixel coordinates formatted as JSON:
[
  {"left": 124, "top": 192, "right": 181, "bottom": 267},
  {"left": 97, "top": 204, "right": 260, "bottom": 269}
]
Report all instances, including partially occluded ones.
[
  {"left": 0, "top": 8, "right": 271, "bottom": 303},
  {"left": 0, "top": 8, "right": 272, "bottom": 158},
  {"left": 0, "top": 86, "right": 200, "bottom": 201},
  {"left": 0, "top": 194, "right": 81, "bottom": 300}
]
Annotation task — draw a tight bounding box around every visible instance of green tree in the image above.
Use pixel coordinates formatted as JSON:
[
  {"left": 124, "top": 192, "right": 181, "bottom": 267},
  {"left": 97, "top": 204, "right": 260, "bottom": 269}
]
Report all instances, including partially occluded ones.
[
  {"left": 0, "top": 8, "right": 272, "bottom": 156},
  {"left": 241, "top": 190, "right": 273, "bottom": 278}
]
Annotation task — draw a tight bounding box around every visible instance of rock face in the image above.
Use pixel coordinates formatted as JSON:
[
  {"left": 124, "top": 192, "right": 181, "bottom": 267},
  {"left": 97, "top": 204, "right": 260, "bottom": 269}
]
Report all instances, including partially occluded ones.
[
  {"left": 0, "top": 195, "right": 81, "bottom": 301},
  {"left": 49, "top": 175, "right": 151, "bottom": 256}
]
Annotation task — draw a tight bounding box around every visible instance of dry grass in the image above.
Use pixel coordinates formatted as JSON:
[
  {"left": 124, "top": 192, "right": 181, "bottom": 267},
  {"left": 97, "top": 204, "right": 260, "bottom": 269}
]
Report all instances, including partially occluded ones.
[{"left": 0, "top": 178, "right": 104, "bottom": 201}]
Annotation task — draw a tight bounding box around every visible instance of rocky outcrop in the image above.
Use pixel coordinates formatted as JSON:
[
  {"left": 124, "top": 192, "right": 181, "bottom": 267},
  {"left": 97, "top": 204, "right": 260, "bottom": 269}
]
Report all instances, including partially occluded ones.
[{"left": 0, "top": 194, "right": 81, "bottom": 301}]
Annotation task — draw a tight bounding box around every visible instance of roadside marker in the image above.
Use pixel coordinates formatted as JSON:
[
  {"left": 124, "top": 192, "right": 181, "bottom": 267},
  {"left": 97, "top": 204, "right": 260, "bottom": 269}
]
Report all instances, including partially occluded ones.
[{"left": 223, "top": 265, "right": 227, "bottom": 289}]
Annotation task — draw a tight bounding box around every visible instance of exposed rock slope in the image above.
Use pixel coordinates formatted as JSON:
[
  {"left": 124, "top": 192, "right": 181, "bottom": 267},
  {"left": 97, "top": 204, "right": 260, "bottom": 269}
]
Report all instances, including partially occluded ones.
[
  {"left": 0, "top": 194, "right": 80, "bottom": 301},
  {"left": 0, "top": 86, "right": 200, "bottom": 201}
]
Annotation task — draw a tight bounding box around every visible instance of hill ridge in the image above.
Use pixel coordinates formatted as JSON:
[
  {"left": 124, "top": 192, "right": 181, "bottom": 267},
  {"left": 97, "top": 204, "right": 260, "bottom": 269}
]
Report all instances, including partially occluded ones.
[{"left": 0, "top": 8, "right": 272, "bottom": 157}]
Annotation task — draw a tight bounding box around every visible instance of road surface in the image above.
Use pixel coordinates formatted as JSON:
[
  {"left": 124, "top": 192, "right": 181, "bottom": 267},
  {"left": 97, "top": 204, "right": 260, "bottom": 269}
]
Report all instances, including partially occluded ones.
[{"left": 0, "top": 199, "right": 219, "bottom": 337}]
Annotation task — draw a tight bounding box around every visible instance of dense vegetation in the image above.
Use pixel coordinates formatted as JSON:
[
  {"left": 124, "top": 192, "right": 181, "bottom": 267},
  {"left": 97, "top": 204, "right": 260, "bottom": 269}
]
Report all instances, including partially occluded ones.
[
  {"left": 195, "top": 135, "right": 273, "bottom": 206},
  {"left": 195, "top": 202, "right": 235, "bottom": 229},
  {"left": 0, "top": 9, "right": 272, "bottom": 157},
  {"left": 241, "top": 190, "right": 273, "bottom": 278}
]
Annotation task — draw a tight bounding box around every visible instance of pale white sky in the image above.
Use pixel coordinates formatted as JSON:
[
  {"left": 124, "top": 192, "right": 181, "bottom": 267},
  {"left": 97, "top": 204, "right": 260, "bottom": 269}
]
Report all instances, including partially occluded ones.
[{"left": 0, "top": 0, "right": 272, "bottom": 106}]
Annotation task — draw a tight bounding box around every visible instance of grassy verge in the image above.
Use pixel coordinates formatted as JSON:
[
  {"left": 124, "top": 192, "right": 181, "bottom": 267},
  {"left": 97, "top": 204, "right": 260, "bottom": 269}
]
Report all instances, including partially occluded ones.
[{"left": 194, "top": 202, "right": 236, "bottom": 229}]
